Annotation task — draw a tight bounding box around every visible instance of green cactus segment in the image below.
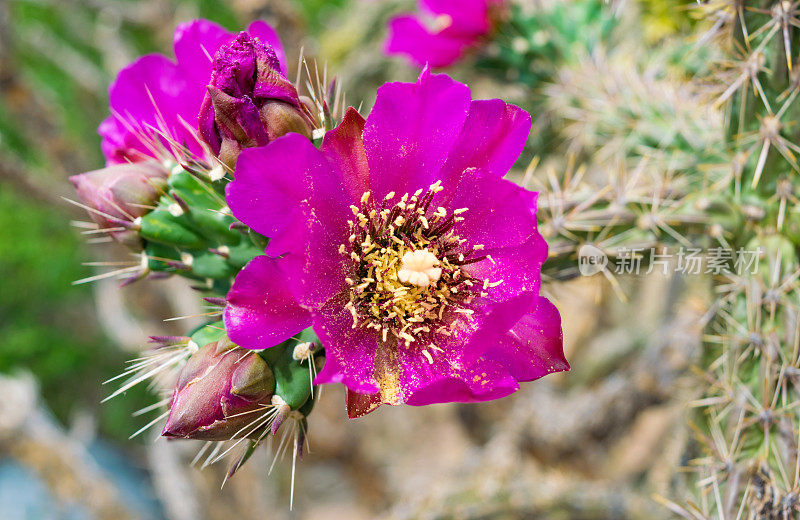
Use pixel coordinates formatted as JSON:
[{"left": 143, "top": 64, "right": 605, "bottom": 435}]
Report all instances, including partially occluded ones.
[
  {"left": 294, "top": 327, "right": 320, "bottom": 345},
  {"left": 165, "top": 171, "right": 237, "bottom": 242},
  {"left": 139, "top": 209, "right": 208, "bottom": 250},
  {"left": 297, "top": 390, "right": 316, "bottom": 418},
  {"left": 136, "top": 165, "right": 264, "bottom": 290},
  {"left": 265, "top": 345, "right": 313, "bottom": 410},
  {"left": 189, "top": 321, "right": 227, "bottom": 348},
  {"left": 720, "top": 6, "right": 800, "bottom": 201},
  {"left": 682, "top": 1, "right": 800, "bottom": 516},
  {"left": 258, "top": 330, "right": 322, "bottom": 411},
  {"left": 143, "top": 242, "right": 181, "bottom": 271},
  {"left": 140, "top": 169, "right": 232, "bottom": 247}
]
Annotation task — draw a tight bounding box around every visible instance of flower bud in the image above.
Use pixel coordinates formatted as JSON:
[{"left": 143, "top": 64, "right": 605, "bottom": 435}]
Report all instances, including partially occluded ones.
[
  {"left": 198, "top": 32, "right": 315, "bottom": 169},
  {"left": 69, "top": 161, "right": 168, "bottom": 248},
  {"left": 162, "top": 340, "right": 275, "bottom": 441}
]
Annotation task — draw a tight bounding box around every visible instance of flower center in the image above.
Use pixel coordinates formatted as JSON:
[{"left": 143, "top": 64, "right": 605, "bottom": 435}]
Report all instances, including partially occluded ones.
[
  {"left": 340, "top": 182, "right": 497, "bottom": 347},
  {"left": 398, "top": 249, "right": 441, "bottom": 287}
]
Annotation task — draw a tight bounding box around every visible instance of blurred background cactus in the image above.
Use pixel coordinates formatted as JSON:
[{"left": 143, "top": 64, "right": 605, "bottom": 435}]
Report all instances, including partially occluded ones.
[
  {"left": 2, "top": 0, "right": 800, "bottom": 519},
  {"left": 667, "top": 1, "right": 800, "bottom": 518}
]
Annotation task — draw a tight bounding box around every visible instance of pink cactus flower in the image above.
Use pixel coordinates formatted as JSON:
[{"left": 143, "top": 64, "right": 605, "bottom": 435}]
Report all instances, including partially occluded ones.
[{"left": 223, "top": 68, "right": 567, "bottom": 416}]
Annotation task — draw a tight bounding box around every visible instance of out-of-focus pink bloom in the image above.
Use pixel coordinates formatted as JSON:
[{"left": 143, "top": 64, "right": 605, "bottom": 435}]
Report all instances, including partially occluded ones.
[
  {"left": 99, "top": 19, "right": 288, "bottom": 165},
  {"left": 385, "top": 0, "right": 505, "bottom": 68},
  {"left": 223, "top": 68, "right": 567, "bottom": 416}
]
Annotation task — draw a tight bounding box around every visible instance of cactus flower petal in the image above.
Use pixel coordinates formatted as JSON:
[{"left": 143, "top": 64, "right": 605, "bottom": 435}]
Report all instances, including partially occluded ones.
[{"left": 224, "top": 256, "right": 312, "bottom": 349}]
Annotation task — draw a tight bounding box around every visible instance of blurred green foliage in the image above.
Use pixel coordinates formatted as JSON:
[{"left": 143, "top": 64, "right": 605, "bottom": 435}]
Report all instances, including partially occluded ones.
[
  {"left": 294, "top": 0, "right": 349, "bottom": 33},
  {"left": 0, "top": 183, "right": 153, "bottom": 440}
]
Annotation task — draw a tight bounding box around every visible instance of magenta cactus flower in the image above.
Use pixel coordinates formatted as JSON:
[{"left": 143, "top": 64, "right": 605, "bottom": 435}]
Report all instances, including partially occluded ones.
[
  {"left": 162, "top": 340, "right": 275, "bottom": 441},
  {"left": 198, "top": 32, "right": 315, "bottom": 169},
  {"left": 223, "top": 68, "right": 568, "bottom": 415},
  {"left": 99, "top": 19, "right": 289, "bottom": 165},
  {"left": 385, "top": 0, "right": 505, "bottom": 68},
  {"left": 69, "top": 161, "right": 168, "bottom": 248}
]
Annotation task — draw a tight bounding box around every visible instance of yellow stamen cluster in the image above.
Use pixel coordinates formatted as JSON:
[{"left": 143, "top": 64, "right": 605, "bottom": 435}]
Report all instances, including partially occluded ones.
[{"left": 340, "top": 182, "right": 496, "bottom": 348}]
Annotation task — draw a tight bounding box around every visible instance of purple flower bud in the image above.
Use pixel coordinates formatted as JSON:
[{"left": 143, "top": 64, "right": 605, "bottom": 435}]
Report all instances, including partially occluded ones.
[
  {"left": 69, "top": 161, "right": 168, "bottom": 248},
  {"left": 162, "top": 340, "right": 275, "bottom": 441},
  {"left": 198, "top": 32, "right": 315, "bottom": 169}
]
